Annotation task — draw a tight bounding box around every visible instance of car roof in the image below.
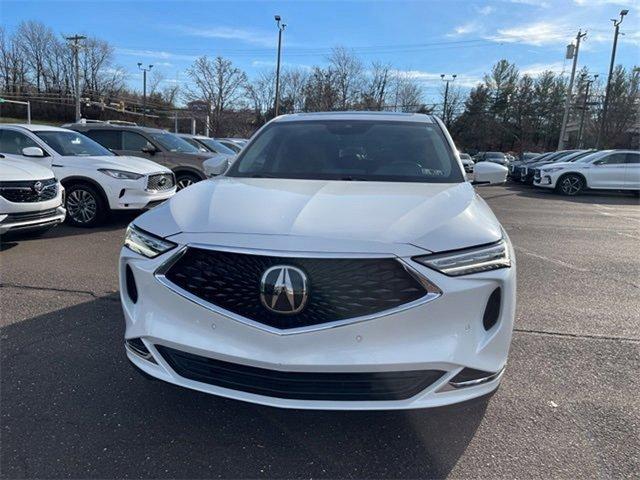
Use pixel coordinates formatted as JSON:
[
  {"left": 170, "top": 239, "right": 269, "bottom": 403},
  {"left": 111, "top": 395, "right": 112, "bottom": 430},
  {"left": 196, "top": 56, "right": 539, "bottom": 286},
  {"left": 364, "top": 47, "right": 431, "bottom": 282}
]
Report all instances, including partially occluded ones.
[
  {"left": 272, "top": 111, "right": 436, "bottom": 123},
  {"left": 65, "top": 122, "right": 167, "bottom": 134},
  {"left": 2, "top": 123, "right": 69, "bottom": 132},
  {"left": 177, "top": 133, "right": 211, "bottom": 140}
]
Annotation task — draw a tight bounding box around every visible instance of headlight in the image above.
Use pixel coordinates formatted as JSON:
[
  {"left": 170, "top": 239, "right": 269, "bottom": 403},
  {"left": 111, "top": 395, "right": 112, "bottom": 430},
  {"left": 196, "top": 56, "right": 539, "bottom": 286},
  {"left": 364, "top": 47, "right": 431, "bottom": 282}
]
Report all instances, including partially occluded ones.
[
  {"left": 413, "top": 239, "right": 511, "bottom": 276},
  {"left": 124, "top": 224, "right": 177, "bottom": 258},
  {"left": 542, "top": 167, "right": 564, "bottom": 173},
  {"left": 98, "top": 169, "right": 144, "bottom": 180}
]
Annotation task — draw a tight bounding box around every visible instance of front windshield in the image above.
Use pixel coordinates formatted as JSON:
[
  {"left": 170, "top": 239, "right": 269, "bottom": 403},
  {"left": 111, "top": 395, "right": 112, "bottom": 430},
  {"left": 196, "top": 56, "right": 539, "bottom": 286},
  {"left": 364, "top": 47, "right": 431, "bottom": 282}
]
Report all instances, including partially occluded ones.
[
  {"left": 200, "top": 138, "right": 236, "bottom": 155},
  {"left": 149, "top": 132, "right": 200, "bottom": 153},
  {"left": 227, "top": 120, "right": 464, "bottom": 183},
  {"left": 35, "top": 131, "right": 113, "bottom": 157}
]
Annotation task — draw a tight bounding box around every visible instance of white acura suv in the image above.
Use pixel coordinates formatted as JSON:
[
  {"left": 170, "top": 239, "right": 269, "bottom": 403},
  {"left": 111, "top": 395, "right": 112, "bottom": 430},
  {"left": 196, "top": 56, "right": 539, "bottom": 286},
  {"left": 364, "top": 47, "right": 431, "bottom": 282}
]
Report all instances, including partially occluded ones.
[
  {"left": 120, "top": 112, "right": 515, "bottom": 410},
  {"left": 0, "top": 125, "right": 176, "bottom": 226}
]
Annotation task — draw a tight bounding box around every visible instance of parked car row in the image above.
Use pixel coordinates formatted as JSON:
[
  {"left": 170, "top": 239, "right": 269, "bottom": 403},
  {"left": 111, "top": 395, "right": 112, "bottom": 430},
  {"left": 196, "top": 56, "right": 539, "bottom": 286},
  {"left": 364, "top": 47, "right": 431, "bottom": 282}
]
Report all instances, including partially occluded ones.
[
  {"left": 0, "top": 121, "right": 248, "bottom": 235},
  {"left": 508, "top": 149, "right": 639, "bottom": 196}
]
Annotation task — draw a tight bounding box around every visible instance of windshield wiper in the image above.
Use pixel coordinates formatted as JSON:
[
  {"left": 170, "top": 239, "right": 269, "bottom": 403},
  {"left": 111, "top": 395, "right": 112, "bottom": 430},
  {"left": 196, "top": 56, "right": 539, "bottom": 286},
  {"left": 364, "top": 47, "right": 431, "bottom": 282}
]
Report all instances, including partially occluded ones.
[{"left": 339, "top": 176, "right": 366, "bottom": 181}]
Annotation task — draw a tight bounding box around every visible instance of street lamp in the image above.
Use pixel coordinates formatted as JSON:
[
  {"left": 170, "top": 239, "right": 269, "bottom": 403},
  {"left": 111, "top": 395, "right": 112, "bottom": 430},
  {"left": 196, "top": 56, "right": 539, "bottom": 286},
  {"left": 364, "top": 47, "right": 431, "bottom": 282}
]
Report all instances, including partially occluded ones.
[
  {"left": 596, "top": 9, "right": 629, "bottom": 148},
  {"left": 577, "top": 73, "right": 598, "bottom": 148},
  {"left": 273, "top": 15, "right": 286, "bottom": 117},
  {"left": 441, "top": 74, "right": 457, "bottom": 127},
  {"left": 138, "top": 63, "right": 153, "bottom": 125}
]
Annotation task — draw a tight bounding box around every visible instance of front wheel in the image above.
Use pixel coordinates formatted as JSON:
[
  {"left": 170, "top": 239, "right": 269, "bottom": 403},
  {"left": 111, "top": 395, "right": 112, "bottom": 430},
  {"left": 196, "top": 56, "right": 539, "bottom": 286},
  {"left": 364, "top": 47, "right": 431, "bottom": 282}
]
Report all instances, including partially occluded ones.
[
  {"left": 556, "top": 174, "right": 584, "bottom": 196},
  {"left": 175, "top": 173, "right": 201, "bottom": 191},
  {"left": 65, "top": 183, "right": 106, "bottom": 227}
]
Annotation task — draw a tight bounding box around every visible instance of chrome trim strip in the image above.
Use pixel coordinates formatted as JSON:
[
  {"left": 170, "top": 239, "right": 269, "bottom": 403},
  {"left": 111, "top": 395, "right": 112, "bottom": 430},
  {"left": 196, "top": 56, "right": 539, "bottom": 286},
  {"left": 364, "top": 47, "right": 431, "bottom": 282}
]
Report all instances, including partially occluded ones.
[
  {"left": 125, "top": 340, "right": 157, "bottom": 363},
  {"left": 153, "top": 245, "right": 442, "bottom": 336},
  {"left": 448, "top": 367, "right": 505, "bottom": 389}
]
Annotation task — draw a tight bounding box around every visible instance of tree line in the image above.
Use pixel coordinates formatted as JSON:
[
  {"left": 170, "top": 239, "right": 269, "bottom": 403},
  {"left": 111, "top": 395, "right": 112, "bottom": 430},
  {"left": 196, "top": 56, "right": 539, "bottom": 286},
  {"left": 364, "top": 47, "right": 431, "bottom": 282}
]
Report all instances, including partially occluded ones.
[{"left": 1, "top": 20, "right": 638, "bottom": 149}]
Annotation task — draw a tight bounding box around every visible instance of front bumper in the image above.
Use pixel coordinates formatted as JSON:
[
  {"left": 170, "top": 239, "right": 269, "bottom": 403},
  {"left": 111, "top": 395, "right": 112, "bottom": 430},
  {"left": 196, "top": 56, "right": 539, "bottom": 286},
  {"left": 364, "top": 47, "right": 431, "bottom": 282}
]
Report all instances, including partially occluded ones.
[
  {"left": 120, "top": 242, "right": 516, "bottom": 410},
  {"left": 0, "top": 205, "right": 66, "bottom": 235},
  {"left": 533, "top": 171, "right": 557, "bottom": 189}
]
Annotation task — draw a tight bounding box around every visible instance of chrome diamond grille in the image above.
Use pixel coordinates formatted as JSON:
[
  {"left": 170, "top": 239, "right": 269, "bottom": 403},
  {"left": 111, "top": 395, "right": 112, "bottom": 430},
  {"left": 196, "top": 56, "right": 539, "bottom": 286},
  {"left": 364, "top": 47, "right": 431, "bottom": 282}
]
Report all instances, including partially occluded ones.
[
  {"left": 163, "top": 248, "right": 428, "bottom": 330},
  {"left": 147, "top": 173, "right": 175, "bottom": 191}
]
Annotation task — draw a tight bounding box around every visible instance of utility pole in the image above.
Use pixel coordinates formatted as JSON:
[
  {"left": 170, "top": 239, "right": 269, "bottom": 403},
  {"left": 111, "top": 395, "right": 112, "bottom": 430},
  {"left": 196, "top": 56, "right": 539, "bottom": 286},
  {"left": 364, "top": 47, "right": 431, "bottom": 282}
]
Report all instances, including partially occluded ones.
[
  {"left": 577, "top": 74, "right": 598, "bottom": 148},
  {"left": 137, "top": 63, "right": 153, "bottom": 125},
  {"left": 273, "top": 15, "right": 286, "bottom": 117},
  {"left": 66, "top": 35, "right": 86, "bottom": 122},
  {"left": 440, "top": 74, "right": 457, "bottom": 127},
  {"left": 597, "top": 9, "right": 629, "bottom": 149},
  {"left": 557, "top": 30, "right": 587, "bottom": 150}
]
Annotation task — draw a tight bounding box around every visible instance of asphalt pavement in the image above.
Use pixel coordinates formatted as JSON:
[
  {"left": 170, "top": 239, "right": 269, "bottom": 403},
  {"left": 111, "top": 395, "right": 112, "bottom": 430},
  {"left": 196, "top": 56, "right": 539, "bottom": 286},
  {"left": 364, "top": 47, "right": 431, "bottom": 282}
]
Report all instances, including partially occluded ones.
[{"left": 1, "top": 183, "right": 639, "bottom": 479}]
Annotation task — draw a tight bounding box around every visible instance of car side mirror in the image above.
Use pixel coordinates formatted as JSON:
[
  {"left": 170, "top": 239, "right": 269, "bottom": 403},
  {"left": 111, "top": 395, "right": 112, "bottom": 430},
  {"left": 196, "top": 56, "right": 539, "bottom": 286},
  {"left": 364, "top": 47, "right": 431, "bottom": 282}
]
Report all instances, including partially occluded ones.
[
  {"left": 22, "top": 146, "right": 45, "bottom": 157},
  {"left": 471, "top": 161, "right": 507, "bottom": 185},
  {"left": 141, "top": 144, "right": 157, "bottom": 155},
  {"left": 203, "top": 156, "right": 230, "bottom": 178}
]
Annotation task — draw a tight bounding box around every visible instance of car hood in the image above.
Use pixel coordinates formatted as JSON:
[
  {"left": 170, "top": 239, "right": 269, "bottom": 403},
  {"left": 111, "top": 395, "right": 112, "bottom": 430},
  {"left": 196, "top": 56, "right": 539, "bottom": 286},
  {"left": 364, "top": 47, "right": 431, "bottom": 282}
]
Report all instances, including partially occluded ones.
[
  {"left": 136, "top": 177, "right": 503, "bottom": 253},
  {"left": 63, "top": 155, "right": 170, "bottom": 174},
  {"left": 0, "top": 155, "right": 55, "bottom": 180}
]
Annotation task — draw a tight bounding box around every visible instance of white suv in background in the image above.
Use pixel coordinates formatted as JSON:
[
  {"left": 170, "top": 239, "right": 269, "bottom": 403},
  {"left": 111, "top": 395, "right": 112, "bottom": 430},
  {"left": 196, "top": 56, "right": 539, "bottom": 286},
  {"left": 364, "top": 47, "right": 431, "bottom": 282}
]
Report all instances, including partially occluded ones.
[
  {"left": 0, "top": 125, "right": 177, "bottom": 226},
  {"left": 534, "top": 150, "right": 640, "bottom": 196},
  {"left": 0, "top": 153, "right": 65, "bottom": 236}
]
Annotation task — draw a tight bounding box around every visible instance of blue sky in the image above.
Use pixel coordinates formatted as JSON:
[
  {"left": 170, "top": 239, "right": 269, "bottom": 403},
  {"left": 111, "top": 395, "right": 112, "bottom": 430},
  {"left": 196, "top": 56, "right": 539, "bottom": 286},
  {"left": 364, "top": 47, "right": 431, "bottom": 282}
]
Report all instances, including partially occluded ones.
[{"left": 2, "top": 0, "right": 639, "bottom": 100}]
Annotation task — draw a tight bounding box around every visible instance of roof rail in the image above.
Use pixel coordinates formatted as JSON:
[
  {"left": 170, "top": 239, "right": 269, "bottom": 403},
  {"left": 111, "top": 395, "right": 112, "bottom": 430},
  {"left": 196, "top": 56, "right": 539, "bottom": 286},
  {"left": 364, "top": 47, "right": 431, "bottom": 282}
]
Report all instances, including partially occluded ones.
[
  {"left": 106, "top": 120, "right": 138, "bottom": 126},
  {"left": 76, "top": 118, "right": 138, "bottom": 126}
]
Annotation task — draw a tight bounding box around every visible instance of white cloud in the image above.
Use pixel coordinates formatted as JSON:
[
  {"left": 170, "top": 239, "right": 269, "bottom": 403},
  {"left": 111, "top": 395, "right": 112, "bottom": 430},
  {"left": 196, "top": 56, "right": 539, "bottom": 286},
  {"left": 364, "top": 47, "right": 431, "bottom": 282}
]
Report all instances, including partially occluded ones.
[
  {"left": 116, "top": 48, "right": 197, "bottom": 62},
  {"left": 574, "top": 0, "right": 639, "bottom": 6},
  {"left": 484, "top": 21, "right": 573, "bottom": 46},
  {"left": 173, "top": 25, "right": 274, "bottom": 47},
  {"left": 393, "top": 69, "right": 482, "bottom": 88},
  {"left": 477, "top": 5, "right": 494, "bottom": 15},
  {"left": 447, "top": 21, "right": 479, "bottom": 37},
  {"left": 520, "top": 61, "right": 567, "bottom": 76},
  {"left": 251, "top": 60, "right": 312, "bottom": 70}
]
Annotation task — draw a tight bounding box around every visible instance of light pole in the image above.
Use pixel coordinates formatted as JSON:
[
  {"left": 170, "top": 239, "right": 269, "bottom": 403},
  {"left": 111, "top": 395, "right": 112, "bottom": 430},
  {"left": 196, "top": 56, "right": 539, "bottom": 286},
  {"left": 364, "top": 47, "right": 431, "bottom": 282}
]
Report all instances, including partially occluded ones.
[
  {"left": 273, "top": 15, "right": 286, "bottom": 117},
  {"left": 440, "top": 74, "right": 457, "bottom": 127},
  {"left": 597, "top": 9, "right": 629, "bottom": 149},
  {"left": 137, "top": 63, "right": 153, "bottom": 125},
  {"left": 66, "top": 35, "right": 86, "bottom": 122},
  {"left": 577, "top": 74, "right": 598, "bottom": 148},
  {"left": 558, "top": 29, "right": 587, "bottom": 150}
]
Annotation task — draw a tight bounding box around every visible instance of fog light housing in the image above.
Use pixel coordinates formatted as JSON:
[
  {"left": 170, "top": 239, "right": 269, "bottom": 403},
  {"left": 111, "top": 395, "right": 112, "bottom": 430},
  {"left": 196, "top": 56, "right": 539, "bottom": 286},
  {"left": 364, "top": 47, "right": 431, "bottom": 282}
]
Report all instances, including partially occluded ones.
[
  {"left": 125, "top": 264, "right": 138, "bottom": 304},
  {"left": 125, "top": 338, "right": 156, "bottom": 363}
]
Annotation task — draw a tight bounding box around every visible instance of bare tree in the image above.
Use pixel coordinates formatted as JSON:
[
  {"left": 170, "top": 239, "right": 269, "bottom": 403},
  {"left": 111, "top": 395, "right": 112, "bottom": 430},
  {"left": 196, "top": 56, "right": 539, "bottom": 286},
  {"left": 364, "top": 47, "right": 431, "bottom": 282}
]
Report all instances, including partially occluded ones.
[
  {"left": 186, "top": 56, "right": 248, "bottom": 135},
  {"left": 328, "top": 47, "right": 363, "bottom": 110},
  {"left": 281, "top": 67, "right": 309, "bottom": 113},
  {"left": 245, "top": 69, "right": 276, "bottom": 123},
  {"left": 391, "top": 71, "right": 424, "bottom": 112},
  {"left": 359, "top": 61, "right": 391, "bottom": 110}
]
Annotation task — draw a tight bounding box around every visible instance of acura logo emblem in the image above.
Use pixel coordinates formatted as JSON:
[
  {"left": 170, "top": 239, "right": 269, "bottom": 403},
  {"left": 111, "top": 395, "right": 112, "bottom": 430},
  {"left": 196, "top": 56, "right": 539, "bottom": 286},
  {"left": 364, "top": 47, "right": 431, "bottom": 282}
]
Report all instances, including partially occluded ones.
[
  {"left": 33, "top": 181, "right": 44, "bottom": 193},
  {"left": 260, "top": 265, "right": 308, "bottom": 315}
]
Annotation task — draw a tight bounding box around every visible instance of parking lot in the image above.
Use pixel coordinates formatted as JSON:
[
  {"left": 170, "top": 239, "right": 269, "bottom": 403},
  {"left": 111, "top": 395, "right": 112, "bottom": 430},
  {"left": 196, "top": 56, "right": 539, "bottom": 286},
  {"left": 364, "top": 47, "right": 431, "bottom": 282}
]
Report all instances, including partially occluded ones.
[{"left": 1, "top": 183, "right": 639, "bottom": 479}]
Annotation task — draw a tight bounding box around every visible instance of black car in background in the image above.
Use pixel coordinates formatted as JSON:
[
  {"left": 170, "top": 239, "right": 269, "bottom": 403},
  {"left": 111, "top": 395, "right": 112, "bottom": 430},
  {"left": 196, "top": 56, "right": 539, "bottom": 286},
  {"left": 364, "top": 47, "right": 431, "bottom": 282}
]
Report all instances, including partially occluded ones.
[{"left": 509, "top": 152, "right": 552, "bottom": 180}]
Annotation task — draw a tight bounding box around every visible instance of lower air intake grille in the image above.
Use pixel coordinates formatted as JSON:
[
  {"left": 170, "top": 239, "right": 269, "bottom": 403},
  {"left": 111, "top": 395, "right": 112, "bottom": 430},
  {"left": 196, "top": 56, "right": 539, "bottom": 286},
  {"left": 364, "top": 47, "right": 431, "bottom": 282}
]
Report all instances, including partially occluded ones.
[
  {"left": 162, "top": 247, "right": 428, "bottom": 330},
  {"left": 156, "top": 345, "right": 445, "bottom": 401}
]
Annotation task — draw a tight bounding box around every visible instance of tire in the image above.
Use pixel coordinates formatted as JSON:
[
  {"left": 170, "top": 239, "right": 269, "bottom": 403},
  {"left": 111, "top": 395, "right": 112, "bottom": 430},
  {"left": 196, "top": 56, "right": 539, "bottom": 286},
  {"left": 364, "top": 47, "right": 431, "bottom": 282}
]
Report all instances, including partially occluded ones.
[
  {"left": 175, "top": 172, "right": 201, "bottom": 191},
  {"left": 65, "top": 183, "right": 107, "bottom": 227},
  {"left": 556, "top": 174, "right": 584, "bottom": 196}
]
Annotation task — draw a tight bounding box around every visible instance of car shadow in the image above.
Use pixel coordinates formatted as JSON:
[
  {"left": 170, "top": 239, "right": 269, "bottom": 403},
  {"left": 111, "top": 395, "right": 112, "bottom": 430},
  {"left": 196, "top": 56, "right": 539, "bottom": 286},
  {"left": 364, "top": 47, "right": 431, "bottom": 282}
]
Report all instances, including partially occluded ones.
[
  {"left": 0, "top": 293, "right": 490, "bottom": 479},
  {"left": 491, "top": 182, "right": 640, "bottom": 206}
]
